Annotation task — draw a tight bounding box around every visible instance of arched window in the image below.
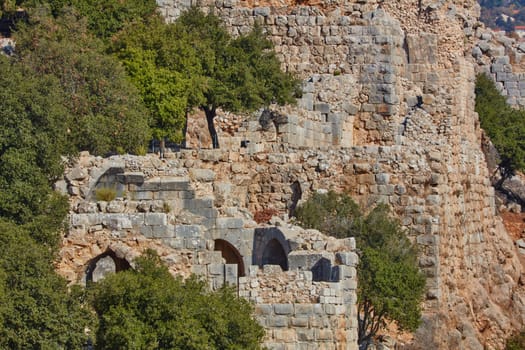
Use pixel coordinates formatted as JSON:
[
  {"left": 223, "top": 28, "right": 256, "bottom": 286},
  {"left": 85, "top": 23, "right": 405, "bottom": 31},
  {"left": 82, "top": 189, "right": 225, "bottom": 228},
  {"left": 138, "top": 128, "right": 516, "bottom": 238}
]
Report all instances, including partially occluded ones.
[
  {"left": 214, "top": 239, "right": 245, "bottom": 277},
  {"left": 262, "top": 238, "right": 288, "bottom": 271}
]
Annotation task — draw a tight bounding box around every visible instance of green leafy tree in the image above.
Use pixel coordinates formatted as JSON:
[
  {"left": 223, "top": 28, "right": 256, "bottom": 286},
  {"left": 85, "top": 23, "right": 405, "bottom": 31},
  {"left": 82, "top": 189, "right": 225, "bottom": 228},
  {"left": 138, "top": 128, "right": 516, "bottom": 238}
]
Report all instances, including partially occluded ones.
[
  {"left": 475, "top": 73, "right": 525, "bottom": 188},
  {"left": 72, "top": 0, "right": 157, "bottom": 40},
  {"left": 115, "top": 7, "right": 300, "bottom": 149},
  {"left": 0, "top": 220, "right": 94, "bottom": 349},
  {"left": 0, "top": 55, "right": 71, "bottom": 246},
  {"left": 175, "top": 8, "right": 301, "bottom": 148},
  {"left": 112, "top": 15, "right": 206, "bottom": 153},
  {"left": 295, "top": 192, "right": 426, "bottom": 347},
  {"left": 13, "top": 9, "right": 151, "bottom": 155},
  {"left": 91, "top": 250, "right": 264, "bottom": 350}
]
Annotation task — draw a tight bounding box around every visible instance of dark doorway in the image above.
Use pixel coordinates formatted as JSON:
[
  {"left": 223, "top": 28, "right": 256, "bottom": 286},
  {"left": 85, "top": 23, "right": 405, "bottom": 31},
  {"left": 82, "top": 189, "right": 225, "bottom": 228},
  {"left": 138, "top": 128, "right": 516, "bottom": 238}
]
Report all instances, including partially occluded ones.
[
  {"left": 214, "top": 239, "right": 245, "bottom": 277},
  {"left": 262, "top": 238, "right": 288, "bottom": 271},
  {"left": 85, "top": 250, "right": 131, "bottom": 283}
]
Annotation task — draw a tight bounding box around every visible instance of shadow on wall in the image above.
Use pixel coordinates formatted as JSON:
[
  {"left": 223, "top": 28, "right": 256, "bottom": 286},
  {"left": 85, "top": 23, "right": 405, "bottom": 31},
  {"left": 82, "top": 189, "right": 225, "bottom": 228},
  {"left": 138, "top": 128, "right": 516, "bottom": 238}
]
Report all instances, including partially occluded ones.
[{"left": 253, "top": 227, "right": 290, "bottom": 271}]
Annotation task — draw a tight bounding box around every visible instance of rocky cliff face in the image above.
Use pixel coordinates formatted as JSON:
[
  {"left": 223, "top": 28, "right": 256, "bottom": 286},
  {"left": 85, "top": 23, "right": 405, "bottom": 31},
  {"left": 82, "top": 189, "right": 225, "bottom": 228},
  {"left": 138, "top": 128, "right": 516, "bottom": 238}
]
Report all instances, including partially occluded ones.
[{"left": 58, "top": 0, "right": 525, "bottom": 349}]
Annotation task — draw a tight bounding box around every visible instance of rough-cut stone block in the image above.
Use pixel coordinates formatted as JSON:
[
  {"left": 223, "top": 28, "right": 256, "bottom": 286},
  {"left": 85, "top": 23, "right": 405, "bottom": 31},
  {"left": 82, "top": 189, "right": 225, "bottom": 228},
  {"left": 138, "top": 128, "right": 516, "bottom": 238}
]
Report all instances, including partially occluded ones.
[
  {"left": 216, "top": 217, "right": 244, "bottom": 229},
  {"left": 224, "top": 264, "right": 238, "bottom": 286},
  {"left": 332, "top": 265, "right": 357, "bottom": 281},
  {"left": 274, "top": 304, "right": 294, "bottom": 315},
  {"left": 268, "top": 316, "right": 289, "bottom": 327},
  {"left": 255, "top": 304, "right": 273, "bottom": 315},
  {"left": 208, "top": 263, "right": 224, "bottom": 276},
  {"left": 189, "top": 168, "right": 216, "bottom": 182},
  {"left": 315, "top": 329, "right": 333, "bottom": 341},
  {"left": 175, "top": 225, "right": 201, "bottom": 238},
  {"left": 291, "top": 317, "right": 309, "bottom": 327},
  {"left": 273, "top": 329, "right": 297, "bottom": 342},
  {"left": 116, "top": 172, "right": 144, "bottom": 184},
  {"left": 159, "top": 177, "right": 190, "bottom": 191},
  {"left": 145, "top": 213, "right": 167, "bottom": 226},
  {"left": 184, "top": 238, "right": 206, "bottom": 250},
  {"left": 296, "top": 329, "right": 315, "bottom": 341},
  {"left": 295, "top": 304, "right": 313, "bottom": 315}
]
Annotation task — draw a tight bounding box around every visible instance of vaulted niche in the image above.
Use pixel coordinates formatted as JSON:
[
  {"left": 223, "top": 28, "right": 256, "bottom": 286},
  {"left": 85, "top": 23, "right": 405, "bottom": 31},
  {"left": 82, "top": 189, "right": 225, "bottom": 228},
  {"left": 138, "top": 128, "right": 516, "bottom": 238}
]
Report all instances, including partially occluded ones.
[
  {"left": 214, "top": 239, "right": 245, "bottom": 277},
  {"left": 85, "top": 250, "right": 131, "bottom": 283},
  {"left": 262, "top": 238, "right": 288, "bottom": 271}
]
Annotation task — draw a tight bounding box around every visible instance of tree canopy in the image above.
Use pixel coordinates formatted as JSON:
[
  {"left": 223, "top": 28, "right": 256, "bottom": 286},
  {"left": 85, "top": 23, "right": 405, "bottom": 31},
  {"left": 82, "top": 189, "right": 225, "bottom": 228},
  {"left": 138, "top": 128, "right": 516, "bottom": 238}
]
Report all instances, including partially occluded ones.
[
  {"left": 13, "top": 9, "right": 151, "bottom": 155},
  {"left": 0, "top": 55, "right": 93, "bottom": 347},
  {"left": 90, "top": 250, "right": 264, "bottom": 350},
  {"left": 113, "top": 7, "right": 301, "bottom": 148},
  {"left": 475, "top": 73, "right": 525, "bottom": 187},
  {"left": 295, "top": 191, "right": 426, "bottom": 347}
]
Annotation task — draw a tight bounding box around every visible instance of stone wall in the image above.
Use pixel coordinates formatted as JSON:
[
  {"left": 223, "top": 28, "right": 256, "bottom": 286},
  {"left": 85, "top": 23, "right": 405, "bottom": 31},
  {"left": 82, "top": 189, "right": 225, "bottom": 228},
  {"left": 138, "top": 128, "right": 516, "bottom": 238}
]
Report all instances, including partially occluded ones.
[{"left": 59, "top": 152, "right": 358, "bottom": 350}]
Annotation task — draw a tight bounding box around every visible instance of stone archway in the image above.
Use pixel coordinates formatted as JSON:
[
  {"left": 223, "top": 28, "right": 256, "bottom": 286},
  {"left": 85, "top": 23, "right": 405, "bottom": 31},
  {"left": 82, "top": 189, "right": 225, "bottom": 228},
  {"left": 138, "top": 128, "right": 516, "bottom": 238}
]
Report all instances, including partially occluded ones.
[
  {"left": 214, "top": 239, "right": 245, "bottom": 277},
  {"left": 85, "top": 250, "right": 131, "bottom": 283},
  {"left": 261, "top": 238, "right": 288, "bottom": 271}
]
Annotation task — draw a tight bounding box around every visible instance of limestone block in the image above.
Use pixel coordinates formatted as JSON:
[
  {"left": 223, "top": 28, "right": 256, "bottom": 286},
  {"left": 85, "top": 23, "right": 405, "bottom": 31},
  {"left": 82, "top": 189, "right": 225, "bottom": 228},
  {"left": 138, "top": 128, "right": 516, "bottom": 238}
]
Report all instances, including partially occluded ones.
[
  {"left": 159, "top": 177, "right": 190, "bottom": 191},
  {"left": 106, "top": 215, "right": 133, "bottom": 230},
  {"left": 66, "top": 167, "right": 88, "bottom": 181},
  {"left": 77, "top": 201, "right": 98, "bottom": 213},
  {"left": 268, "top": 316, "right": 289, "bottom": 327},
  {"left": 189, "top": 168, "right": 216, "bottom": 182},
  {"left": 183, "top": 198, "right": 214, "bottom": 210},
  {"left": 274, "top": 304, "right": 294, "bottom": 315},
  {"left": 91, "top": 256, "right": 116, "bottom": 282},
  {"left": 296, "top": 328, "right": 315, "bottom": 342},
  {"left": 291, "top": 317, "right": 309, "bottom": 327},
  {"left": 295, "top": 304, "right": 314, "bottom": 315},
  {"left": 255, "top": 304, "right": 273, "bottom": 315},
  {"left": 175, "top": 225, "right": 201, "bottom": 238},
  {"left": 407, "top": 33, "right": 437, "bottom": 64},
  {"left": 184, "top": 238, "right": 206, "bottom": 250},
  {"left": 140, "top": 226, "right": 154, "bottom": 238},
  {"left": 216, "top": 217, "right": 244, "bottom": 229},
  {"left": 116, "top": 172, "right": 144, "bottom": 184},
  {"left": 253, "top": 7, "right": 270, "bottom": 17},
  {"left": 315, "top": 328, "right": 333, "bottom": 341},
  {"left": 225, "top": 264, "right": 238, "bottom": 286},
  {"left": 145, "top": 213, "right": 167, "bottom": 226},
  {"left": 208, "top": 263, "right": 224, "bottom": 276},
  {"left": 274, "top": 328, "right": 297, "bottom": 342}
]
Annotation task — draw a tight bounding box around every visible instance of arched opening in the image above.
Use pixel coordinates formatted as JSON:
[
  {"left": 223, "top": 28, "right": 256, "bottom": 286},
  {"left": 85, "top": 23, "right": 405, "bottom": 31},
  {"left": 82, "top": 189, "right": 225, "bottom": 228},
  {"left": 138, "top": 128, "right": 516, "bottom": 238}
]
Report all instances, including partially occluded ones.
[
  {"left": 214, "top": 239, "right": 245, "bottom": 277},
  {"left": 262, "top": 238, "right": 288, "bottom": 271},
  {"left": 85, "top": 250, "right": 131, "bottom": 283}
]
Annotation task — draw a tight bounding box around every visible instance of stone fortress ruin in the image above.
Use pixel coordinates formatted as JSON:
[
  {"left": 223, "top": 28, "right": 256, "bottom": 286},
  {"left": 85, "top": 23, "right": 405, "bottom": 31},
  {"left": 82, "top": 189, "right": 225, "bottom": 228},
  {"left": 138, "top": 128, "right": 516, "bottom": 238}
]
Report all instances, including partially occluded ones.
[{"left": 58, "top": 0, "right": 525, "bottom": 349}]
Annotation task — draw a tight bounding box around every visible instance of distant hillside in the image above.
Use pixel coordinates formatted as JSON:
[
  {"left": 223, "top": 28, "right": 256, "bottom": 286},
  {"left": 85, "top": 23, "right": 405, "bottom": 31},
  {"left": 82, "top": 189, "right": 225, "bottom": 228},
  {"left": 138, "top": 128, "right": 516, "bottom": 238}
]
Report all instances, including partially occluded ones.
[{"left": 479, "top": 0, "right": 525, "bottom": 30}]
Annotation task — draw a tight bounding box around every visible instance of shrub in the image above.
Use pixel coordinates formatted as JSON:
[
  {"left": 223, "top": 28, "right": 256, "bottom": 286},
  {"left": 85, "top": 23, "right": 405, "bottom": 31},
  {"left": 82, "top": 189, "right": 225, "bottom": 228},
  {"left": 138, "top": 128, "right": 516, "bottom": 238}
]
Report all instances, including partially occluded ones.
[
  {"left": 295, "top": 191, "right": 426, "bottom": 347},
  {"left": 506, "top": 330, "right": 525, "bottom": 350},
  {"left": 95, "top": 187, "right": 117, "bottom": 202}
]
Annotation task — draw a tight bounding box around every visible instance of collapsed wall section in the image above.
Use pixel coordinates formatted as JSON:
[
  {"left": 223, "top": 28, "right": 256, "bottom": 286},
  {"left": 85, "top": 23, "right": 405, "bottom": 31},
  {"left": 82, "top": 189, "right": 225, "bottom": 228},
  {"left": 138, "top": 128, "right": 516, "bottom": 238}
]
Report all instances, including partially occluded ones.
[{"left": 59, "top": 152, "right": 358, "bottom": 350}]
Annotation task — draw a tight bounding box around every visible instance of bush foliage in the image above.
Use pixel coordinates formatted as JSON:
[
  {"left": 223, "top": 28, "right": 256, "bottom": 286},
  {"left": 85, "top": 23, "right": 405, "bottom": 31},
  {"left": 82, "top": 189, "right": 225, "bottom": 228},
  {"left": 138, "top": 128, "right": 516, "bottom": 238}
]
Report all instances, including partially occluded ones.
[
  {"left": 295, "top": 191, "right": 426, "bottom": 346},
  {"left": 90, "top": 250, "right": 264, "bottom": 350},
  {"left": 475, "top": 73, "right": 525, "bottom": 186}
]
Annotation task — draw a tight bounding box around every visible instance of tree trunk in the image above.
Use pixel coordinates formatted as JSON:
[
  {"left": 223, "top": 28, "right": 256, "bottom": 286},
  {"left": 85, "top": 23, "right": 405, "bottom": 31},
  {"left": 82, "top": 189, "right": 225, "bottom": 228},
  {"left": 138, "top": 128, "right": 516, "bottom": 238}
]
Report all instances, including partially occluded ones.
[
  {"left": 159, "top": 137, "right": 165, "bottom": 158},
  {"left": 203, "top": 107, "right": 219, "bottom": 149}
]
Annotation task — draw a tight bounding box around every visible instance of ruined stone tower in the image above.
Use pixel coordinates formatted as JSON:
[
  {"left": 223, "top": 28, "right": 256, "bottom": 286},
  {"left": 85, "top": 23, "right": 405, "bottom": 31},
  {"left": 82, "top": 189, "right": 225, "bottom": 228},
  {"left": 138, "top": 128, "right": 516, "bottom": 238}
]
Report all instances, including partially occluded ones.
[{"left": 58, "top": 0, "right": 525, "bottom": 349}]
